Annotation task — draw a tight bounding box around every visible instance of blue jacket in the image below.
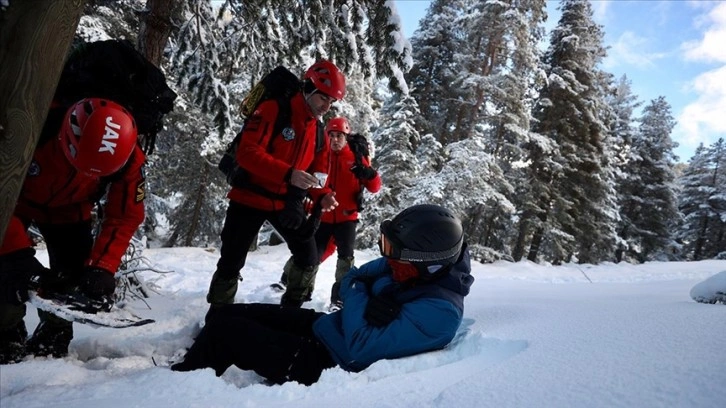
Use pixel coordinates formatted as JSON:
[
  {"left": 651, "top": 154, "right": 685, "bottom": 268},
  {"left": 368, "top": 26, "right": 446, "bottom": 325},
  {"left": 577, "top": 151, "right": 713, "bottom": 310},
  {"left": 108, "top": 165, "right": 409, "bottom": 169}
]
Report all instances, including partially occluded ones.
[{"left": 312, "top": 245, "right": 474, "bottom": 372}]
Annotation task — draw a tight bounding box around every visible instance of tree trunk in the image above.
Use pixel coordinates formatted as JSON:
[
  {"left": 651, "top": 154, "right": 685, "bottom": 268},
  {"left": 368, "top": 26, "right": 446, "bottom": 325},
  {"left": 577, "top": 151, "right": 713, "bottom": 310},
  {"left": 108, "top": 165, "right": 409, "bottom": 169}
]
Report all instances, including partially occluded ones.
[
  {"left": 0, "top": 0, "right": 86, "bottom": 247},
  {"left": 511, "top": 214, "right": 530, "bottom": 262},
  {"left": 527, "top": 226, "right": 544, "bottom": 262},
  {"left": 693, "top": 216, "right": 709, "bottom": 261},
  {"left": 527, "top": 209, "right": 549, "bottom": 262},
  {"left": 183, "top": 165, "right": 209, "bottom": 246},
  {"left": 463, "top": 36, "right": 501, "bottom": 141},
  {"left": 164, "top": 229, "right": 180, "bottom": 248},
  {"left": 137, "top": 0, "right": 179, "bottom": 67}
]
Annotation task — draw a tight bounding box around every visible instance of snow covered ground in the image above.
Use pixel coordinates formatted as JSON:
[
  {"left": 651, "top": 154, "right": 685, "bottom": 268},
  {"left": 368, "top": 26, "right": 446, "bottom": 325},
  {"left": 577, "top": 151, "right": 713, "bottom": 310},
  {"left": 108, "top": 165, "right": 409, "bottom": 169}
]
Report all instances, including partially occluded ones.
[{"left": 1, "top": 244, "right": 724, "bottom": 408}]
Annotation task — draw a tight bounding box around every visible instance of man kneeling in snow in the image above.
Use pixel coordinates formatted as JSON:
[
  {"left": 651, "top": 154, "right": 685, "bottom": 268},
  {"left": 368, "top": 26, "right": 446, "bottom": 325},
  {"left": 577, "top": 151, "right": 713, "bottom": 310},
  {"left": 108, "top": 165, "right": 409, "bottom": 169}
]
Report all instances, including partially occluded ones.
[{"left": 171, "top": 204, "right": 474, "bottom": 385}]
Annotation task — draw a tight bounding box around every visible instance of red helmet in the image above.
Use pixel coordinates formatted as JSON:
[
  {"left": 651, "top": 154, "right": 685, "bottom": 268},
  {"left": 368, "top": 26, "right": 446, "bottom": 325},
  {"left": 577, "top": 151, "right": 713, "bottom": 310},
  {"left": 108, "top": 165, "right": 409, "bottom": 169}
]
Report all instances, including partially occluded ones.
[
  {"left": 326, "top": 117, "right": 351, "bottom": 135},
  {"left": 304, "top": 60, "right": 346, "bottom": 100},
  {"left": 59, "top": 98, "right": 138, "bottom": 177}
]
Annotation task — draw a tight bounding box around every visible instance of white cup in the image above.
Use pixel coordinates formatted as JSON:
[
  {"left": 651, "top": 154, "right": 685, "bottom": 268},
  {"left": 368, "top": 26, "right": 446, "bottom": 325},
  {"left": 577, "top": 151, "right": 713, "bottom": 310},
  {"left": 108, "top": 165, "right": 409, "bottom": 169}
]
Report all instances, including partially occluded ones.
[{"left": 313, "top": 172, "right": 328, "bottom": 188}]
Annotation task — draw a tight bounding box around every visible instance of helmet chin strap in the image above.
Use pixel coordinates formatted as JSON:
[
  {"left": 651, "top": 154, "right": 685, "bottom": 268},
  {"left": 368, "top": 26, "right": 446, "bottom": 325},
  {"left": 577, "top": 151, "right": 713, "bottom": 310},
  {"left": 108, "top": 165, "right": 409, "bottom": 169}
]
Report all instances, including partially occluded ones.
[{"left": 303, "top": 89, "right": 323, "bottom": 120}]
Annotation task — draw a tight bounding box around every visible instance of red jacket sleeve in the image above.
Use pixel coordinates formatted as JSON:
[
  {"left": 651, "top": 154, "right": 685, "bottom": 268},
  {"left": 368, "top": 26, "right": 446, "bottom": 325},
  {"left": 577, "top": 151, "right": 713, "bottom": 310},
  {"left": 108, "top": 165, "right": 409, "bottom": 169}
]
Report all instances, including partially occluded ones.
[
  {"left": 0, "top": 216, "right": 33, "bottom": 256},
  {"left": 87, "top": 147, "right": 146, "bottom": 273}
]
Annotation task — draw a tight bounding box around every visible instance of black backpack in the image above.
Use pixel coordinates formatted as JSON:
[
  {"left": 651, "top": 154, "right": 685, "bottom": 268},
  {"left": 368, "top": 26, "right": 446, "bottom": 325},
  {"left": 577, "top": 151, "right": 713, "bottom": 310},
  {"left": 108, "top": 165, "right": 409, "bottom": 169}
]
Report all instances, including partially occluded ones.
[
  {"left": 347, "top": 133, "right": 370, "bottom": 165},
  {"left": 218, "top": 66, "right": 325, "bottom": 195},
  {"left": 47, "top": 39, "right": 177, "bottom": 154},
  {"left": 346, "top": 133, "right": 371, "bottom": 212}
]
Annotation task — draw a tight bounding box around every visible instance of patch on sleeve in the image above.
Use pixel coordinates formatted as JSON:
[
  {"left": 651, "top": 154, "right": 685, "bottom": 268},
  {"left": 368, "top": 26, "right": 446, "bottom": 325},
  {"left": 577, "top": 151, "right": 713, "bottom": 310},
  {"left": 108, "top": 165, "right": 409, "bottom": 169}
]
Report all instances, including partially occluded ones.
[{"left": 135, "top": 180, "right": 146, "bottom": 203}]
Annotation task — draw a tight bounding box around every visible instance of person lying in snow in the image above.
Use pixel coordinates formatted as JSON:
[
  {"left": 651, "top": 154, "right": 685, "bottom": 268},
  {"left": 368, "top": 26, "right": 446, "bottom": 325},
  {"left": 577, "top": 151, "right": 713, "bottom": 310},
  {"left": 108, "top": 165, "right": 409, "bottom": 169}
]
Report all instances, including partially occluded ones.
[{"left": 171, "top": 204, "right": 474, "bottom": 385}]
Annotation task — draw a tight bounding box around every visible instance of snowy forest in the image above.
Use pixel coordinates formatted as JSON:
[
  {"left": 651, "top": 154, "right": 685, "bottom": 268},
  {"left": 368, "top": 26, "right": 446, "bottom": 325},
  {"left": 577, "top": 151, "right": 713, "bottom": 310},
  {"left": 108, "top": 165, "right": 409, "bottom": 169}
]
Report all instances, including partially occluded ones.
[{"left": 64, "top": 0, "right": 726, "bottom": 265}]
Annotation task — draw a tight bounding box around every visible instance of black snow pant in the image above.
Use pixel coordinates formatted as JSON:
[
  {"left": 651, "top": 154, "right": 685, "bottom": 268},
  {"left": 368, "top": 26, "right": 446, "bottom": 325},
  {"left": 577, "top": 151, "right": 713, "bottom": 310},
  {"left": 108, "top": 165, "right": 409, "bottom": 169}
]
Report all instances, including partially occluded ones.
[
  {"left": 208, "top": 201, "right": 320, "bottom": 306},
  {"left": 315, "top": 220, "right": 357, "bottom": 260},
  {"left": 172, "top": 303, "right": 336, "bottom": 385},
  {"left": 0, "top": 220, "right": 93, "bottom": 359}
]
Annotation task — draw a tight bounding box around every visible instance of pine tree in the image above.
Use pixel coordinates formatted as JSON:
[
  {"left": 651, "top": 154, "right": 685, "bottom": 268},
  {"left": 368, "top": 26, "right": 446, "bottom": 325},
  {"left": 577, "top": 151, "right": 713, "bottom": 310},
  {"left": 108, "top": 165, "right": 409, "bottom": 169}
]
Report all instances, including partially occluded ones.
[
  {"left": 404, "top": 136, "right": 515, "bottom": 262},
  {"left": 520, "top": 0, "right": 616, "bottom": 264},
  {"left": 607, "top": 75, "right": 641, "bottom": 172},
  {"left": 406, "top": 0, "right": 468, "bottom": 139},
  {"left": 450, "top": 0, "right": 546, "bottom": 144},
  {"left": 618, "top": 96, "right": 680, "bottom": 262},
  {"left": 357, "top": 93, "right": 422, "bottom": 248},
  {"left": 416, "top": 134, "right": 444, "bottom": 174},
  {"left": 468, "top": 0, "right": 547, "bottom": 261},
  {"left": 406, "top": 0, "right": 546, "bottom": 261},
  {"left": 677, "top": 139, "right": 726, "bottom": 259},
  {"left": 606, "top": 75, "right": 642, "bottom": 261},
  {"left": 148, "top": 106, "right": 229, "bottom": 248}
]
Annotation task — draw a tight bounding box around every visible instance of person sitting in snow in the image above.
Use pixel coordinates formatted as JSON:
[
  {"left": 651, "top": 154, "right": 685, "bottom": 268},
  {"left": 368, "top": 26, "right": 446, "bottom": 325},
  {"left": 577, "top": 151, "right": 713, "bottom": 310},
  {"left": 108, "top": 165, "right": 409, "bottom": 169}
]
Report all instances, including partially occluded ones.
[{"left": 170, "top": 204, "right": 474, "bottom": 385}]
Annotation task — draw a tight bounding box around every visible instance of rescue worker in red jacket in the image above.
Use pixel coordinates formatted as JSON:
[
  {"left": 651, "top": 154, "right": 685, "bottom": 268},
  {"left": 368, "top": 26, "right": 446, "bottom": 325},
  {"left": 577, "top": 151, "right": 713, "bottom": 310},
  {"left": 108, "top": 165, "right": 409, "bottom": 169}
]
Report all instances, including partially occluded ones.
[
  {"left": 0, "top": 98, "right": 146, "bottom": 363},
  {"left": 206, "top": 60, "right": 345, "bottom": 309},
  {"left": 273, "top": 117, "right": 381, "bottom": 310}
]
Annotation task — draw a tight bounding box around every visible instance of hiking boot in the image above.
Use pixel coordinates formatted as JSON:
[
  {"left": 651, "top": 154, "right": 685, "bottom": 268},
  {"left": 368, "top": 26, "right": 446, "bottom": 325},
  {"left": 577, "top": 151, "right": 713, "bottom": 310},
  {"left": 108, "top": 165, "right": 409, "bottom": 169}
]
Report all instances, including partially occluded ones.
[
  {"left": 206, "top": 270, "right": 241, "bottom": 305},
  {"left": 280, "top": 297, "right": 304, "bottom": 308},
  {"left": 269, "top": 280, "right": 286, "bottom": 292},
  {"left": 271, "top": 258, "right": 293, "bottom": 291},
  {"left": 328, "top": 256, "right": 354, "bottom": 309},
  {"left": 26, "top": 319, "right": 73, "bottom": 358},
  {"left": 335, "top": 256, "right": 354, "bottom": 282},
  {"left": 0, "top": 321, "right": 28, "bottom": 364},
  {"left": 281, "top": 263, "right": 319, "bottom": 307}
]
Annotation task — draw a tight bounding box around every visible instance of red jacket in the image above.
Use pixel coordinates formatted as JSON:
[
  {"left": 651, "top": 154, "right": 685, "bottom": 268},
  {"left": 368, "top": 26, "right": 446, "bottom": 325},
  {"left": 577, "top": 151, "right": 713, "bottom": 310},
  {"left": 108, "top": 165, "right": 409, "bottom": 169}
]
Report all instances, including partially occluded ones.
[
  {"left": 322, "top": 145, "right": 381, "bottom": 224},
  {"left": 0, "top": 137, "right": 146, "bottom": 273},
  {"left": 227, "top": 92, "right": 331, "bottom": 210}
]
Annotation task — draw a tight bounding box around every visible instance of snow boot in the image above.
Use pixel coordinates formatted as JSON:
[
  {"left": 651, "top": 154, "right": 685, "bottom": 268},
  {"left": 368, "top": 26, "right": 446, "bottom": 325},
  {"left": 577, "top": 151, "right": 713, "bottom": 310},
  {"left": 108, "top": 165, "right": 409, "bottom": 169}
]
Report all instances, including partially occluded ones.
[
  {"left": 206, "top": 270, "right": 241, "bottom": 305},
  {"left": 270, "top": 258, "right": 292, "bottom": 292},
  {"left": 281, "top": 263, "right": 319, "bottom": 308},
  {"left": 329, "top": 256, "right": 354, "bottom": 310},
  {"left": 26, "top": 313, "right": 73, "bottom": 358},
  {"left": 0, "top": 321, "right": 28, "bottom": 364}
]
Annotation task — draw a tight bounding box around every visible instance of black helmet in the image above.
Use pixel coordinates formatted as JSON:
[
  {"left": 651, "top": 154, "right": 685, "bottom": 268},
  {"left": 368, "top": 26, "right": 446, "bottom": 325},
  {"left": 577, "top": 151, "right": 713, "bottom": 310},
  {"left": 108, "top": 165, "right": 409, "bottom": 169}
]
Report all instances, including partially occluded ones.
[{"left": 379, "top": 204, "right": 464, "bottom": 278}]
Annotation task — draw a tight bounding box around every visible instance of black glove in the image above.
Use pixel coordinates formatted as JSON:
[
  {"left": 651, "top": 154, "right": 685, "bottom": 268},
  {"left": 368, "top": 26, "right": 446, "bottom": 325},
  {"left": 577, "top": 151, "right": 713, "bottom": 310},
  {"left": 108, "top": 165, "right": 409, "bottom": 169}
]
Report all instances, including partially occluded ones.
[
  {"left": 278, "top": 186, "right": 308, "bottom": 230},
  {"left": 347, "top": 133, "right": 370, "bottom": 158},
  {"left": 80, "top": 267, "right": 116, "bottom": 309},
  {"left": 363, "top": 292, "right": 402, "bottom": 327},
  {"left": 0, "top": 248, "right": 47, "bottom": 305},
  {"left": 293, "top": 196, "right": 325, "bottom": 240},
  {"left": 351, "top": 165, "right": 377, "bottom": 181},
  {"left": 0, "top": 273, "right": 30, "bottom": 305}
]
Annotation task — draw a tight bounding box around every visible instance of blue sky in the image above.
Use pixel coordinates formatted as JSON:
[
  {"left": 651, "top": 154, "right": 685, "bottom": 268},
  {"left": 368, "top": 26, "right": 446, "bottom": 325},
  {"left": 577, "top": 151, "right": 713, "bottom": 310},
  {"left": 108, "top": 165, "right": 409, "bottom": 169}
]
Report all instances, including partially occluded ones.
[{"left": 394, "top": 0, "right": 726, "bottom": 162}]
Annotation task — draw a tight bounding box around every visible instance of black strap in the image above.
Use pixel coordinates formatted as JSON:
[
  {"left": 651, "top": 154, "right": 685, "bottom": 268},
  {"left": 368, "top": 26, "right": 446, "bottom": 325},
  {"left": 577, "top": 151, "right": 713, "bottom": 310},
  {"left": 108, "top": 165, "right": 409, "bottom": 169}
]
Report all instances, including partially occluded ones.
[{"left": 315, "top": 119, "right": 324, "bottom": 153}]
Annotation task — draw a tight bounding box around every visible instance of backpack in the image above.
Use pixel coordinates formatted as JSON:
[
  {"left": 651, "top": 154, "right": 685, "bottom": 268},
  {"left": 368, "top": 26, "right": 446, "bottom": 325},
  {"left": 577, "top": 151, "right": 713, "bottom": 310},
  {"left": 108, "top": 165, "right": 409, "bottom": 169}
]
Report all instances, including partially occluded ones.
[
  {"left": 346, "top": 133, "right": 372, "bottom": 212},
  {"left": 347, "top": 133, "right": 370, "bottom": 165},
  {"left": 218, "top": 66, "right": 325, "bottom": 195},
  {"left": 47, "top": 39, "right": 177, "bottom": 154}
]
